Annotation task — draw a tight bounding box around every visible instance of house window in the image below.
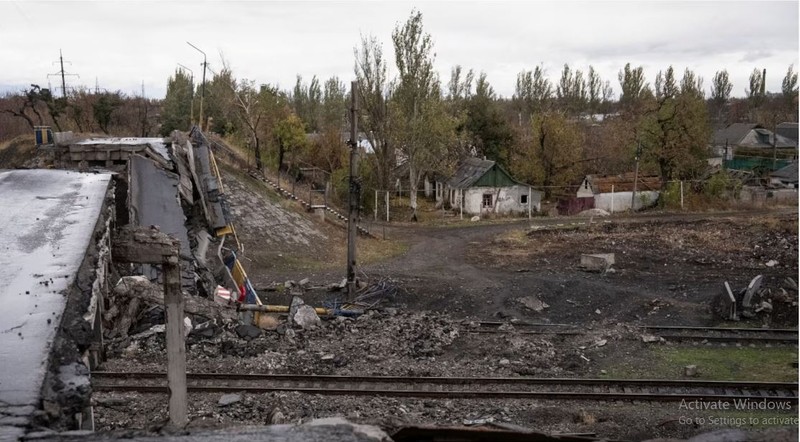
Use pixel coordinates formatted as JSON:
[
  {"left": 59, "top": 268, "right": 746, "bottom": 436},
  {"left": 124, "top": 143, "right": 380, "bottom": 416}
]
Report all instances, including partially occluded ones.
[
  {"left": 520, "top": 194, "right": 528, "bottom": 204},
  {"left": 482, "top": 193, "right": 493, "bottom": 208}
]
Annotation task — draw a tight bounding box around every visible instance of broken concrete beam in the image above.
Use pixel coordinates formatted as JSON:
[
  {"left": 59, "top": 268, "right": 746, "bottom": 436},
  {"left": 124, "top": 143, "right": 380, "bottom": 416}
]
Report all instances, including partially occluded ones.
[
  {"left": 723, "top": 281, "right": 738, "bottom": 320},
  {"left": 741, "top": 275, "right": 763, "bottom": 309},
  {"left": 113, "top": 276, "right": 237, "bottom": 323},
  {"left": 112, "top": 226, "right": 180, "bottom": 264},
  {"left": 580, "top": 253, "right": 615, "bottom": 272}
]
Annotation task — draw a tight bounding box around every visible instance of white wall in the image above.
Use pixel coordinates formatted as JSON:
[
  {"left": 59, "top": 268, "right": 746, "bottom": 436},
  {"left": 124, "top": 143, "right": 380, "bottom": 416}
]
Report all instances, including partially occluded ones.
[
  {"left": 462, "top": 185, "right": 541, "bottom": 215},
  {"left": 594, "top": 190, "right": 659, "bottom": 212}
]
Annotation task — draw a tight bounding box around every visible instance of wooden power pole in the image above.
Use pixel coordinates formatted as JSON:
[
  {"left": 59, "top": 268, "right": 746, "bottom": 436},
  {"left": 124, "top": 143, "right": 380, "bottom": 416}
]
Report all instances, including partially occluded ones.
[
  {"left": 346, "top": 81, "right": 359, "bottom": 297},
  {"left": 112, "top": 227, "right": 187, "bottom": 428},
  {"left": 631, "top": 141, "right": 641, "bottom": 211}
]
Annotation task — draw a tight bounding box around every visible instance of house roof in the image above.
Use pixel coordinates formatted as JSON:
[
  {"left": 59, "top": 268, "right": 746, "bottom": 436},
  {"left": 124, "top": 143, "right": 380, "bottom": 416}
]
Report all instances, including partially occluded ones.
[
  {"left": 770, "top": 161, "right": 799, "bottom": 183},
  {"left": 583, "top": 173, "right": 661, "bottom": 194},
  {"left": 447, "top": 158, "right": 497, "bottom": 188},
  {"left": 776, "top": 122, "right": 799, "bottom": 144},
  {"left": 712, "top": 123, "right": 797, "bottom": 148}
]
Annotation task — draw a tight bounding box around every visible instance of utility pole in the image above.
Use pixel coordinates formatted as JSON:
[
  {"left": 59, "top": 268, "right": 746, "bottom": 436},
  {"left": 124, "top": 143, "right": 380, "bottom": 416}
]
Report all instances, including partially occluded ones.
[
  {"left": 177, "top": 63, "right": 195, "bottom": 126},
  {"left": 631, "top": 140, "right": 642, "bottom": 211},
  {"left": 48, "top": 49, "right": 78, "bottom": 98},
  {"left": 773, "top": 121, "right": 778, "bottom": 171},
  {"left": 187, "top": 42, "right": 207, "bottom": 131},
  {"left": 346, "top": 81, "right": 359, "bottom": 297}
]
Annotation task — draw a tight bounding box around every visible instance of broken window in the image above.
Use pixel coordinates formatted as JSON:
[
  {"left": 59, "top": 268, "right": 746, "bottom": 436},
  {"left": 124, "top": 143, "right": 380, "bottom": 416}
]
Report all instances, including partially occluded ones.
[
  {"left": 520, "top": 194, "right": 528, "bottom": 204},
  {"left": 482, "top": 193, "right": 493, "bottom": 208}
]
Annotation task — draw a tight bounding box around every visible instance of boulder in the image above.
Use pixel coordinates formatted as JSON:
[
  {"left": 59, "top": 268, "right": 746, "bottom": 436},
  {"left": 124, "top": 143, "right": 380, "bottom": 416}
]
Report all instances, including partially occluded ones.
[
  {"left": 218, "top": 393, "right": 242, "bottom": 407},
  {"left": 293, "top": 305, "right": 322, "bottom": 330},
  {"left": 580, "top": 253, "right": 615, "bottom": 272}
]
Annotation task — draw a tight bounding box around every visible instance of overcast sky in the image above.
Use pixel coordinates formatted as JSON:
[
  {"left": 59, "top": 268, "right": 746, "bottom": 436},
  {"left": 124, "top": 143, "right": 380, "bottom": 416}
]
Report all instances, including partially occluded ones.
[{"left": 1, "top": 1, "right": 797, "bottom": 100}]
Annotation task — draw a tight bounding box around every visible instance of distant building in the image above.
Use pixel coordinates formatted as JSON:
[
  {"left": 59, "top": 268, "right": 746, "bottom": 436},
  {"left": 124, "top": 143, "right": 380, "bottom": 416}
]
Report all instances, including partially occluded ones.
[
  {"left": 575, "top": 173, "right": 661, "bottom": 213},
  {"left": 770, "top": 161, "right": 799, "bottom": 189},
  {"left": 439, "top": 157, "right": 541, "bottom": 216},
  {"left": 710, "top": 123, "right": 797, "bottom": 171},
  {"left": 776, "top": 122, "right": 799, "bottom": 145}
]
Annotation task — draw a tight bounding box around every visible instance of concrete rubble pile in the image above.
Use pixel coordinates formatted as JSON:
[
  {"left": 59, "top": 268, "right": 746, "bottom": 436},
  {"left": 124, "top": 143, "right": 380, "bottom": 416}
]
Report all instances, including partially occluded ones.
[{"left": 713, "top": 275, "right": 798, "bottom": 325}]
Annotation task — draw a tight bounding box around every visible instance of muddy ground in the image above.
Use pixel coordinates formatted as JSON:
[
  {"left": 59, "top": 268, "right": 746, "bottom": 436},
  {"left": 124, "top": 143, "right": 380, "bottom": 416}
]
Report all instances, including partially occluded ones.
[{"left": 98, "top": 168, "right": 799, "bottom": 441}]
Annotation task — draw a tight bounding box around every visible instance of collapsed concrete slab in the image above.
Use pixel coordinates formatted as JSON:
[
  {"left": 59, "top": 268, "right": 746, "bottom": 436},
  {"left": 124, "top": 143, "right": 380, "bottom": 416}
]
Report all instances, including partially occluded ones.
[{"left": 0, "top": 169, "right": 113, "bottom": 436}]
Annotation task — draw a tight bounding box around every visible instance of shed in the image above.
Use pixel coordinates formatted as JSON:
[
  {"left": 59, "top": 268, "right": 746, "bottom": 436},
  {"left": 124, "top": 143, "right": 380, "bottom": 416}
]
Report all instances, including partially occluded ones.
[
  {"left": 577, "top": 173, "right": 661, "bottom": 212},
  {"left": 770, "top": 161, "right": 799, "bottom": 189},
  {"left": 442, "top": 158, "right": 541, "bottom": 215}
]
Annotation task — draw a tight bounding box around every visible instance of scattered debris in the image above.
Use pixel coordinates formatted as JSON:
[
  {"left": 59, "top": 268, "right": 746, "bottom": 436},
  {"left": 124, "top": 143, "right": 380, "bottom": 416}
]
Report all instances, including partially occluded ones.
[
  {"left": 765, "top": 260, "right": 779, "bottom": 267},
  {"left": 470, "top": 216, "right": 480, "bottom": 222},
  {"left": 234, "top": 324, "right": 262, "bottom": 340}
]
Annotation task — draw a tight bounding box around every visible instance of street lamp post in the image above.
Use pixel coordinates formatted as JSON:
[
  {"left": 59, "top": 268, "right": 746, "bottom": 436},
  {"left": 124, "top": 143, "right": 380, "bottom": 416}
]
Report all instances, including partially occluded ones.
[
  {"left": 187, "top": 42, "right": 207, "bottom": 131},
  {"left": 177, "top": 63, "right": 194, "bottom": 127}
]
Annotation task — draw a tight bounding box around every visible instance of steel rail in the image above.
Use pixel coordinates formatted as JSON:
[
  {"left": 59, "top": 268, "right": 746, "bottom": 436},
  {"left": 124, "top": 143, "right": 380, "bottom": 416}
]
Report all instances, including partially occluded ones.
[{"left": 92, "top": 372, "right": 798, "bottom": 403}]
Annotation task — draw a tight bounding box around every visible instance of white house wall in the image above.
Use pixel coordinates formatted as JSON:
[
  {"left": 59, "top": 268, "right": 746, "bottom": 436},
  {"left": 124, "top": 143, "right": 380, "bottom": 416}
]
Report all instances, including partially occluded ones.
[
  {"left": 594, "top": 190, "right": 660, "bottom": 212},
  {"left": 463, "top": 185, "right": 541, "bottom": 215}
]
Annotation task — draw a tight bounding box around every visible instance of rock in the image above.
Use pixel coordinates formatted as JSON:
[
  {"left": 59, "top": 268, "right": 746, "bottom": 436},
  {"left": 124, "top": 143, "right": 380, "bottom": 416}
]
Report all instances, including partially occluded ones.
[
  {"left": 366, "top": 354, "right": 382, "bottom": 362},
  {"left": 293, "top": 305, "right": 322, "bottom": 330},
  {"left": 470, "top": 215, "right": 480, "bottom": 222},
  {"left": 385, "top": 308, "right": 398, "bottom": 316},
  {"left": 519, "top": 295, "right": 549, "bottom": 313},
  {"left": 218, "top": 393, "right": 242, "bottom": 406},
  {"left": 235, "top": 324, "right": 262, "bottom": 340},
  {"left": 600, "top": 369, "right": 607, "bottom": 374},
  {"left": 641, "top": 334, "right": 662, "bottom": 343},
  {"left": 581, "top": 253, "right": 615, "bottom": 272},
  {"left": 321, "top": 354, "right": 335, "bottom": 362},
  {"left": 289, "top": 296, "right": 305, "bottom": 322},
  {"left": 190, "top": 320, "right": 219, "bottom": 338},
  {"left": 299, "top": 278, "right": 310, "bottom": 286},
  {"left": 467, "top": 321, "right": 480, "bottom": 329},
  {"left": 183, "top": 317, "right": 193, "bottom": 338},
  {"left": 684, "top": 365, "right": 698, "bottom": 377},
  {"left": 256, "top": 313, "right": 281, "bottom": 330},
  {"left": 755, "top": 301, "right": 773, "bottom": 313},
  {"left": 765, "top": 260, "right": 779, "bottom": 267},
  {"left": 594, "top": 339, "right": 608, "bottom": 347},
  {"left": 499, "top": 358, "right": 510, "bottom": 366},
  {"left": 605, "top": 268, "right": 616, "bottom": 274},
  {"left": 595, "top": 309, "right": 601, "bottom": 315},
  {"left": 284, "top": 328, "right": 296, "bottom": 339},
  {"left": 284, "top": 280, "right": 296, "bottom": 288}
]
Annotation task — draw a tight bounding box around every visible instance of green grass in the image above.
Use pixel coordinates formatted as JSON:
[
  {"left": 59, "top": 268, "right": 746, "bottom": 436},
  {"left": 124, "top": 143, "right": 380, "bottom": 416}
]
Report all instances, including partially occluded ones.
[{"left": 603, "top": 346, "right": 798, "bottom": 382}]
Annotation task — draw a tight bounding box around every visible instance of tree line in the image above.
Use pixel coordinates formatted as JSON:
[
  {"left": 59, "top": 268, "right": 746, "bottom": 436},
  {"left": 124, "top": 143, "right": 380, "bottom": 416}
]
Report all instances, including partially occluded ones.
[{"left": 2, "top": 9, "right": 797, "bottom": 205}]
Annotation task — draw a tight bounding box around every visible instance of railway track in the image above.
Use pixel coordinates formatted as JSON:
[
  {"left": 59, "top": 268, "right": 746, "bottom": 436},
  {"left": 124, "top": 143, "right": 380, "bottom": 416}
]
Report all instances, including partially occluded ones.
[
  {"left": 92, "top": 372, "right": 798, "bottom": 403},
  {"left": 472, "top": 322, "right": 799, "bottom": 344}
]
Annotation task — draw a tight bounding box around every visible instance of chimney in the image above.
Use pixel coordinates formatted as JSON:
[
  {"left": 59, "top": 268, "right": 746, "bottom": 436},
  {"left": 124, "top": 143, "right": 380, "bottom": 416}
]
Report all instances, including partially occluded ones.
[{"left": 761, "top": 69, "right": 767, "bottom": 96}]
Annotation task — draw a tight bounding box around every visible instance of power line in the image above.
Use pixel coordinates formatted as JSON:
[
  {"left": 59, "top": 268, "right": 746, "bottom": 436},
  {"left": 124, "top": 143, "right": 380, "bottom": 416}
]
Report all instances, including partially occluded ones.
[{"left": 47, "top": 49, "right": 79, "bottom": 98}]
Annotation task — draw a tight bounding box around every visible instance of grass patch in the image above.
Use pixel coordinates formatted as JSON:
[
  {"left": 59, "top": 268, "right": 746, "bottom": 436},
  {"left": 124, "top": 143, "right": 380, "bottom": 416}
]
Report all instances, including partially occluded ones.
[{"left": 604, "top": 346, "right": 797, "bottom": 382}]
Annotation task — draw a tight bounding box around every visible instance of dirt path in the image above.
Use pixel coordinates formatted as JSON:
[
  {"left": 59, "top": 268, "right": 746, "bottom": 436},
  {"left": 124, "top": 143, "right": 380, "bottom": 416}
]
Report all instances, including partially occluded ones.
[{"left": 215, "top": 138, "right": 796, "bottom": 327}]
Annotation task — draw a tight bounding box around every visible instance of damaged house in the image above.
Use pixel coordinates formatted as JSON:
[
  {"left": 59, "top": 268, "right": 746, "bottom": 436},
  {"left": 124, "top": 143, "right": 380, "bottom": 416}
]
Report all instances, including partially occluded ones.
[
  {"left": 438, "top": 158, "right": 541, "bottom": 216},
  {"left": 576, "top": 173, "right": 661, "bottom": 213}
]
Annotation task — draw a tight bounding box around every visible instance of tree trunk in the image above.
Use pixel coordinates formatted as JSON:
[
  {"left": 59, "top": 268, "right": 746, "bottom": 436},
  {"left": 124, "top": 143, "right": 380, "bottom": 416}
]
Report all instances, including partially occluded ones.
[
  {"left": 409, "top": 163, "right": 418, "bottom": 221},
  {"left": 277, "top": 138, "right": 285, "bottom": 172},
  {"left": 254, "top": 136, "right": 263, "bottom": 170}
]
